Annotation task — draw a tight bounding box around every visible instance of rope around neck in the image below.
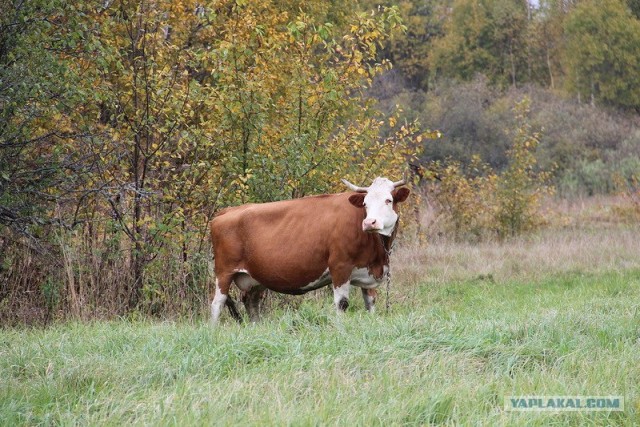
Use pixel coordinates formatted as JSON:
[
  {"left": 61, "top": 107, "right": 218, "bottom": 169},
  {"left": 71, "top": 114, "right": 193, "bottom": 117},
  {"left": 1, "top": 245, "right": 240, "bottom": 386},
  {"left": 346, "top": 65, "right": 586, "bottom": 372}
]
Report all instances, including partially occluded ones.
[
  {"left": 384, "top": 241, "right": 394, "bottom": 314},
  {"left": 379, "top": 221, "right": 398, "bottom": 315}
]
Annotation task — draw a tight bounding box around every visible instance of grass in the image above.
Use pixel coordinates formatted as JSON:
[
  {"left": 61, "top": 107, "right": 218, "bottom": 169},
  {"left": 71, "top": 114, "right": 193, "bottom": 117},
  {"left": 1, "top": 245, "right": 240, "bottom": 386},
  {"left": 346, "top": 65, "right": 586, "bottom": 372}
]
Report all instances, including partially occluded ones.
[
  {"left": 395, "top": 225, "right": 640, "bottom": 285},
  {"left": 2, "top": 265, "right": 639, "bottom": 425},
  {"left": 2, "top": 199, "right": 640, "bottom": 425}
]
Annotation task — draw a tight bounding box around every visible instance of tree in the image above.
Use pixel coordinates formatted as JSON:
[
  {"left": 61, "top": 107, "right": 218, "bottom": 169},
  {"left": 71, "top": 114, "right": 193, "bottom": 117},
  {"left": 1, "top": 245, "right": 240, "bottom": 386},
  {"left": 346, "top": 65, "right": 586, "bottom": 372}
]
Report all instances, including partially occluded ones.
[
  {"left": 527, "top": 0, "right": 570, "bottom": 88},
  {"left": 430, "top": 0, "right": 530, "bottom": 88},
  {"left": 1, "top": 0, "right": 429, "bottom": 321},
  {"left": 0, "top": 0, "right": 87, "bottom": 238},
  {"left": 563, "top": 0, "right": 640, "bottom": 110},
  {"left": 494, "top": 98, "right": 552, "bottom": 236},
  {"left": 362, "top": 0, "right": 447, "bottom": 91}
]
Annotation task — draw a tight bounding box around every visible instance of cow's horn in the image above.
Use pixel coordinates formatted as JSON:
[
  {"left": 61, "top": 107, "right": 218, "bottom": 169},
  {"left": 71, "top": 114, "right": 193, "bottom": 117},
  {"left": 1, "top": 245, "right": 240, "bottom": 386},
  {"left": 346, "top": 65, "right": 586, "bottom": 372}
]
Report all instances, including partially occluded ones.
[
  {"left": 392, "top": 177, "right": 406, "bottom": 188},
  {"left": 341, "top": 178, "right": 368, "bottom": 193}
]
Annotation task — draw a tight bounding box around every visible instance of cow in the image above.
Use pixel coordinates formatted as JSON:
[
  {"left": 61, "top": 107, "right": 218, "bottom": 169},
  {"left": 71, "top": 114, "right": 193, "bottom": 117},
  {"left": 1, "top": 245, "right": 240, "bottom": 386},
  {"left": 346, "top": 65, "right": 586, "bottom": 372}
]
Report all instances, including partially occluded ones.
[{"left": 209, "top": 176, "right": 410, "bottom": 323}]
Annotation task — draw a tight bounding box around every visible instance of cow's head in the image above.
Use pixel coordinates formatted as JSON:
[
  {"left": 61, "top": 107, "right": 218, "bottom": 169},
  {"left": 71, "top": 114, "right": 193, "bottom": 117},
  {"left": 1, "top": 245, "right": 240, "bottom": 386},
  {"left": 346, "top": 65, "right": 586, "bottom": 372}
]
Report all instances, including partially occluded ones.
[{"left": 343, "top": 176, "right": 410, "bottom": 236}]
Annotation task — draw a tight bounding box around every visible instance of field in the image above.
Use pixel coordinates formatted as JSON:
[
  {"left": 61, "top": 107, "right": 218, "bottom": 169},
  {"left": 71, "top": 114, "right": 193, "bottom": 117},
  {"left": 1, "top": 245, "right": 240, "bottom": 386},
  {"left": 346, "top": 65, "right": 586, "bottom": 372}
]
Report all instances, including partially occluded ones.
[{"left": 2, "top": 200, "right": 640, "bottom": 425}]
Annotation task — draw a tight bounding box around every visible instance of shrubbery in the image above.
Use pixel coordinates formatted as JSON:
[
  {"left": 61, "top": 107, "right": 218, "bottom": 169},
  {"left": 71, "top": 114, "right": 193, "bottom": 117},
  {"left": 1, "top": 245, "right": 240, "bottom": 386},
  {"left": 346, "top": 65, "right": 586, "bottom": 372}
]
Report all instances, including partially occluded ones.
[
  {"left": 429, "top": 98, "right": 553, "bottom": 240},
  {"left": 0, "top": 1, "right": 423, "bottom": 324}
]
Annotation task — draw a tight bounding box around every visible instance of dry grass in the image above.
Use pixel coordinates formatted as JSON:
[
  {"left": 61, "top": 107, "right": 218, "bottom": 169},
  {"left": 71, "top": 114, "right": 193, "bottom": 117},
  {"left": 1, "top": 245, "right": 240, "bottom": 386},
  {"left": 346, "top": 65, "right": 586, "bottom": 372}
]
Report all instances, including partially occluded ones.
[
  {"left": 395, "top": 226, "right": 640, "bottom": 286},
  {"left": 395, "top": 195, "right": 640, "bottom": 286}
]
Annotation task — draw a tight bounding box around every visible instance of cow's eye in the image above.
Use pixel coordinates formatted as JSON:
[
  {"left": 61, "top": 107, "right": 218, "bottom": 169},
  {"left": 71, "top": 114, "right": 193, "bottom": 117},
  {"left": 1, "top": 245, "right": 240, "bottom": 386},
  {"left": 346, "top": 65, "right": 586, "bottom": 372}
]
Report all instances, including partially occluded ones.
[
  {"left": 363, "top": 203, "right": 367, "bottom": 208},
  {"left": 385, "top": 199, "right": 392, "bottom": 204}
]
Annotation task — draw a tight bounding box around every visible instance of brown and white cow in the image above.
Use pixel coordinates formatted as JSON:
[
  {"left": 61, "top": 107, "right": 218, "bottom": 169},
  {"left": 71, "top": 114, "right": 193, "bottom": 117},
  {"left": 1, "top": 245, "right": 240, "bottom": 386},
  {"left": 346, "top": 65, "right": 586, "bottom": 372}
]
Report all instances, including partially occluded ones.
[{"left": 209, "top": 177, "right": 410, "bottom": 323}]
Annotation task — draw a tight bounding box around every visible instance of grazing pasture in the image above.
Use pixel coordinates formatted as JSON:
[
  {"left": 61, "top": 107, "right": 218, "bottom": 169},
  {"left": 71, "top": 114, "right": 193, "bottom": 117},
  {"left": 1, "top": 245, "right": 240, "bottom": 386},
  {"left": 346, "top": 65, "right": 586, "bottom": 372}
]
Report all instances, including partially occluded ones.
[{"left": 2, "top": 217, "right": 639, "bottom": 425}]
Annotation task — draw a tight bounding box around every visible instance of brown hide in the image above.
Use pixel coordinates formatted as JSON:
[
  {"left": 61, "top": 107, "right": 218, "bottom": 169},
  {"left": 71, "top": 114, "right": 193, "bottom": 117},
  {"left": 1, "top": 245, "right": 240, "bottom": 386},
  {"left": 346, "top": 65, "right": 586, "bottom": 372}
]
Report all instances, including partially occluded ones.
[{"left": 210, "top": 191, "right": 402, "bottom": 295}]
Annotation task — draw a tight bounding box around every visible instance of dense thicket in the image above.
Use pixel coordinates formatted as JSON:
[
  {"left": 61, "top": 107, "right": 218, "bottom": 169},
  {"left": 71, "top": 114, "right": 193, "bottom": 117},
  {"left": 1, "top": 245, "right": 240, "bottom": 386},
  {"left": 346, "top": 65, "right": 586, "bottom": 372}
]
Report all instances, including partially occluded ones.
[{"left": 1, "top": 0, "right": 423, "bottom": 323}]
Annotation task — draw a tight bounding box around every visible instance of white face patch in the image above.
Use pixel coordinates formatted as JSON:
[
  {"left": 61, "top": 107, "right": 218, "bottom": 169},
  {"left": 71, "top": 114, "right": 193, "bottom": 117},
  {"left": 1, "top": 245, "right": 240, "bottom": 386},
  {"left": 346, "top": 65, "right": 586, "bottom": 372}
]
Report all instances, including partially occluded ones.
[{"left": 361, "top": 177, "right": 398, "bottom": 236}]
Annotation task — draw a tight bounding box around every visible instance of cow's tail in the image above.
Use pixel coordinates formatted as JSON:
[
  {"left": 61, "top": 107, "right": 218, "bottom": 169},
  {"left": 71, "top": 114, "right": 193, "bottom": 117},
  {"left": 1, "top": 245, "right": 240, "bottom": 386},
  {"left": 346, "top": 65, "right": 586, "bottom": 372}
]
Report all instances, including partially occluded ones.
[{"left": 225, "top": 296, "right": 243, "bottom": 323}]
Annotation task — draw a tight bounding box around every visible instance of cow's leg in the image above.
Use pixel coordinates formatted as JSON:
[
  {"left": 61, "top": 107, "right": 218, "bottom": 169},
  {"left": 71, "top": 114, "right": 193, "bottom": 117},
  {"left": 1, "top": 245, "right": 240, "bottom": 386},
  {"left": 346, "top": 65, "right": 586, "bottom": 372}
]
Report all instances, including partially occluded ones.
[
  {"left": 331, "top": 274, "right": 351, "bottom": 313},
  {"left": 241, "top": 285, "right": 266, "bottom": 323},
  {"left": 361, "top": 288, "right": 377, "bottom": 312},
  {"left": 330, "top": 265, "right": 352, "bottom": 313},
  {"left": 234, "top": 272, "right": 264, "bottom": 323},
  {"left": 210, "top": 274, "right": 233, "bottom": 324},
  {"left": 349, "top": 267, "right": 381, "bottom": 313},
  {"left": 333, "top": 281, "right": 351, "bottom": 313}
]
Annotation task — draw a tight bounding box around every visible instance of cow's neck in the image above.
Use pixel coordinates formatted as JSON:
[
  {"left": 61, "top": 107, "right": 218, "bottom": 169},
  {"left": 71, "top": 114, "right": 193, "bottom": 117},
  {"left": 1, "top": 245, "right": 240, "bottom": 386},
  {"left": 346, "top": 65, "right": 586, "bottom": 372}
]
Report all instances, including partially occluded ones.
[
  {"left": 367, "top": 219, "right": 399, "bottom": 279},
  {"left": 382, "top": 233, "right": 392, "bottom": 252},
  {"left": 379, "top": 219, "right": 398, "bottom": 262}
]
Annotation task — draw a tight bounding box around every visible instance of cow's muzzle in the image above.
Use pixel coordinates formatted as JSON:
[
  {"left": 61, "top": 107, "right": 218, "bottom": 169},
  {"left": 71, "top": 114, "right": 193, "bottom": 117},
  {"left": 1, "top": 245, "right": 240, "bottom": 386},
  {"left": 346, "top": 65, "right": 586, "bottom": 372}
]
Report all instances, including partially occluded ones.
[{"left": 362, "top": 218, "right": 382, "bottom": 232}]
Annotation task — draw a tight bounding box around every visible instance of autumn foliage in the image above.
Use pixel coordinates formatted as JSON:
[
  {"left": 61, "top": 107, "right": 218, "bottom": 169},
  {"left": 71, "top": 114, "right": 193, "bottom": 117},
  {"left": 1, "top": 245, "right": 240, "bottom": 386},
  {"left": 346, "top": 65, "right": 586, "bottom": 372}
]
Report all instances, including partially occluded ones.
[{"left": 1, "top": 0, "right": 427, "bottom": 323}]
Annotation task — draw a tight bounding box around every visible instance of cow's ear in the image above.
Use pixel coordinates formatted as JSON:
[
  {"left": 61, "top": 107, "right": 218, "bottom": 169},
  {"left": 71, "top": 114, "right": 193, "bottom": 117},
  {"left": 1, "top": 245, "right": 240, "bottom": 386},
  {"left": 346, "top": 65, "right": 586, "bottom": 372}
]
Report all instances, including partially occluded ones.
[
  {"left": 392, "top": 187, "right": 410, "bottom": 204},
  {"left": 348, "top": 193, "right": 366, "bottom": 208}
]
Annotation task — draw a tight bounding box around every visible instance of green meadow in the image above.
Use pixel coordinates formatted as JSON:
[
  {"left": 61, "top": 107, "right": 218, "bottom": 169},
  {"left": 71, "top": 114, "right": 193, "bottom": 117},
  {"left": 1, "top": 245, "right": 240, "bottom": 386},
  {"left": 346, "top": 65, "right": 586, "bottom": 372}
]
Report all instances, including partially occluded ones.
[{"left": 2, "top": 248, "right": 639, "bottom": 425}]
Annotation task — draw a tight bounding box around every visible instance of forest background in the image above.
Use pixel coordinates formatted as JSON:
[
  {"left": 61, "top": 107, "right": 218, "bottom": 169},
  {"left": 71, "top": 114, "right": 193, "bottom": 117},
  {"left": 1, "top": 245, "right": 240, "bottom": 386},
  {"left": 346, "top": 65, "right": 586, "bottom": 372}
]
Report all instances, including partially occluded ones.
[{"left": 2, "top": 0, "right": 640, "bottom": 324}]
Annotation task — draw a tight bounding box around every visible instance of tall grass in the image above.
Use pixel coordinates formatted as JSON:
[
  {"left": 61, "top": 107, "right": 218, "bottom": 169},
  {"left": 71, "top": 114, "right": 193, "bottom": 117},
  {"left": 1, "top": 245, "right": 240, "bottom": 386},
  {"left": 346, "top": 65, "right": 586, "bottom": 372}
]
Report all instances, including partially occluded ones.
[
  {"left": 1, "top": 269, "right": 638, "bottom": 425},
  {"left": 2, "top": 195, "right": 640, "bottom": 424},
  {"left": 0, "top": 225, "right": 214, "bottom": 325},
  {"left": 394, "top": 226, "right": 640, "bottom": 288}
]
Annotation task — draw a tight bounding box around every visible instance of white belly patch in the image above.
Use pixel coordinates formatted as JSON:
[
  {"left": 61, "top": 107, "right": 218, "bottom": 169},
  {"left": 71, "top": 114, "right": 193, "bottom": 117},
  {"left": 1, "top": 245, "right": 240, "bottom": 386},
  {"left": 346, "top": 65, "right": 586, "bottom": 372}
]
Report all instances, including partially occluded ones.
[
  {"left": 349, "top": 267, "right": 386, "bottom": 289},
  {"left": 233, "top": 266, "right": 386, "bottom": 292},
  {"left": 299, "top": 269, "right": 332, "bottom": 292},
  {"left": 299, "top": 267, "right": 386, "bottom": 291}
]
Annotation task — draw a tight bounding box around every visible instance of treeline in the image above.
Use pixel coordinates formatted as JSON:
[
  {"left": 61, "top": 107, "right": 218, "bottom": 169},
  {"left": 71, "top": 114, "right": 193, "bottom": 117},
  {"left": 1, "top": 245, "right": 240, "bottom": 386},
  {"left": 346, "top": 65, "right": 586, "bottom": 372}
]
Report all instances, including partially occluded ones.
[
  {"left": 370, "top": 0, "right": 640, "bottom": 196},
  {"left": 375, "top": 0, "right": 640, "bottom": 102}
]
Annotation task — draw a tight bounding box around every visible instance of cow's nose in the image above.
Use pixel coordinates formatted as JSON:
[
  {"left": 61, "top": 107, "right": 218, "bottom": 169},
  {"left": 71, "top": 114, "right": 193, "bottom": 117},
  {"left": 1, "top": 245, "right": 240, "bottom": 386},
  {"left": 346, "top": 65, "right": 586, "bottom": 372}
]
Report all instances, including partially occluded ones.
[{"left": 362, "top": 218, "right": 379, "bottom": 231}]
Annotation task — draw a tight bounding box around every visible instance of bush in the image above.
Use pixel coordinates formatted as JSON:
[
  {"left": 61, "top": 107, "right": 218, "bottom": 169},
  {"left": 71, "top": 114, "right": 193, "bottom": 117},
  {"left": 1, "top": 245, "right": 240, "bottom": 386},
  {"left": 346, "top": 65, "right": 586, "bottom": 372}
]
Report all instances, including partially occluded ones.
[
  {"left": 494, "top": 99, "right": 553, "bottom": 236},
  {"left": 430, "top": 157, "right": 497, "bottom": 241},
  {"left": 430, "top": 97, "right": 553, "bottom": 240},
  {"left": 421, "top": 77, "right": 511, "bottom": 169}
]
